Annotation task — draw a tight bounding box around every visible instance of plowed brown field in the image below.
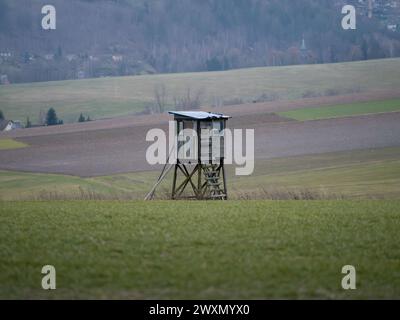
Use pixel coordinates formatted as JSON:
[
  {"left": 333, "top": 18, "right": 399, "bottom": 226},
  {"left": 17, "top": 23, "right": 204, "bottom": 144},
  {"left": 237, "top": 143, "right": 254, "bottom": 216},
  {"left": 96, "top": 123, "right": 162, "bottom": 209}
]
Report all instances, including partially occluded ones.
[{"left": 1, "top": 91, "right": 400, "bottom": 177}]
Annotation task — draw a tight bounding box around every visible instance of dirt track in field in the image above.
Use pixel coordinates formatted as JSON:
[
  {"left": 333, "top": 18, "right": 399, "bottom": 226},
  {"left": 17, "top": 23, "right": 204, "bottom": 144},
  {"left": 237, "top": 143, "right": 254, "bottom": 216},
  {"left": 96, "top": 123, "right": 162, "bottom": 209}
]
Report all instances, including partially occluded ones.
[{"left": 1, "top": 91, "right": 400, "bottom": 177}]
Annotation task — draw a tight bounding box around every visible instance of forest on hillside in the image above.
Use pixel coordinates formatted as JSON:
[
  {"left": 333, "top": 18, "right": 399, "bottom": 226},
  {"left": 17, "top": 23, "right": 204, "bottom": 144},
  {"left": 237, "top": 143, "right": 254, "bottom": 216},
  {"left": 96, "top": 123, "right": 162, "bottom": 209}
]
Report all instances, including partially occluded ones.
[{"left": 0, "top": 0, "right": 400, "bottom": 83}]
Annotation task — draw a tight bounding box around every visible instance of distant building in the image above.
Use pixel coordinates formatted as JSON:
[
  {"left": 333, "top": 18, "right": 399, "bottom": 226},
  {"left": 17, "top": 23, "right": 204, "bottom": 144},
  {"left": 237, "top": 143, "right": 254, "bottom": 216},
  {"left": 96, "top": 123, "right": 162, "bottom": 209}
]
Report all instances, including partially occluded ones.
[
  {"left": 112, "top": 55, "right": 123, "bottom": 62},
  {"left": 300, "top": 35, "right": 308, "bottom": 63},
  {"left": 77, "top": 70, "right": 85, "bottom": 79},
  {"left": 0, "top": 120, "right": 13, "bottom": 131},
  {"left": 12, "top": 121, "right": 23, "bottom": 129},
  {"left": 0, "top": 52, "right": 12, "bottom": 64},
  {"left": 0, "top": 74, "right": 10, "bottom": 85},
  {"left": 0, "top": 120, "right": 22, "bottom": 132},
  {"left": 351, "top": 0, "right": 400, "bottom": 26},
  {"left": 44, "top": 54, "right": 55, "bottom": 61},
  {"left": 66, "top": 54, "right": 78, "bottom": 62},
  {"left": 0, "top": 52, "right": 12, "bottom": 58}
]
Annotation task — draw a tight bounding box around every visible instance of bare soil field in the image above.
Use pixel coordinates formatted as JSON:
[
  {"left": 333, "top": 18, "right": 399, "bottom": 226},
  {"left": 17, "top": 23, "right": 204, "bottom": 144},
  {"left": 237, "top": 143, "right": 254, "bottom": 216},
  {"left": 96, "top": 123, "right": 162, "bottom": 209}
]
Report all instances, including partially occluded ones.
[
  {"left": 1, "top": 91, "right": 400, "bottom": 177},
  {"left": 1, "top": 89, "right": 399, "bottom": 139}
]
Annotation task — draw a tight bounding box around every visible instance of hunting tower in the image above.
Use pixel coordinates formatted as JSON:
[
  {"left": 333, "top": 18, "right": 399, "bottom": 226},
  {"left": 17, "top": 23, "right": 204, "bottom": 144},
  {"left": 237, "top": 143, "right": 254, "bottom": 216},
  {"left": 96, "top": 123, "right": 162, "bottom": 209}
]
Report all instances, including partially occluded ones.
[{"left": 169, "top": 111, "right": 231, "bottom": 200}]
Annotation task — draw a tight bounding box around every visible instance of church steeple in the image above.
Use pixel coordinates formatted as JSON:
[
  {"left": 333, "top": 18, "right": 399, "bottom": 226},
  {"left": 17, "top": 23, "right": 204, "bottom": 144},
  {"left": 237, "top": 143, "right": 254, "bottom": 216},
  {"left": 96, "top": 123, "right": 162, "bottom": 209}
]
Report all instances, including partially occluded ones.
[
  {"left": 300, "top": 34, "right": 308, "bottom": 64},
  {"left": 300, "top": 35, "right": 307, "bottom": 52}
]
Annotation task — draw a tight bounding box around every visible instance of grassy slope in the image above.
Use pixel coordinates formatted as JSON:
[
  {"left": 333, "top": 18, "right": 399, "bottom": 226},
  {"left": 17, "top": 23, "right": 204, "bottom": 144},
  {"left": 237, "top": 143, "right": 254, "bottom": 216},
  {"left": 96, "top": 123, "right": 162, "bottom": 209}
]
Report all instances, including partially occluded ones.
[
  {"left": 230, "top": 147, "right": 400, "bottom": 199},
  {"left": 1, "top": 147, "right": 399, "bottom": 200},
  {"left": 0, "top": 139, "right": 28, "bottom": 150},
  {"left": 278, "top": 99, "right": 400, "bottom": 121},
  {"left": 0, "top": 201, "right": 399, "bottom": 299},
  {"left": 1, "top": 58, "right": 400, "bottom": 123}
]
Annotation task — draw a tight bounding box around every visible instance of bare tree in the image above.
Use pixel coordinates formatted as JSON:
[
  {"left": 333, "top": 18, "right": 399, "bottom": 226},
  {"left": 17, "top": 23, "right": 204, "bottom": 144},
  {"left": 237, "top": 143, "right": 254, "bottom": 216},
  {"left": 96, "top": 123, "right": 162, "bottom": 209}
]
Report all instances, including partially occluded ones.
[
  {"left": 38, "top": 109, "right": 46, "bottom": 126},
  {"left": 174, "top": 87, "right": 204, "bottom": 110},
  {"left": 153, "top": 83, "right": 167, "bottom": 114}
]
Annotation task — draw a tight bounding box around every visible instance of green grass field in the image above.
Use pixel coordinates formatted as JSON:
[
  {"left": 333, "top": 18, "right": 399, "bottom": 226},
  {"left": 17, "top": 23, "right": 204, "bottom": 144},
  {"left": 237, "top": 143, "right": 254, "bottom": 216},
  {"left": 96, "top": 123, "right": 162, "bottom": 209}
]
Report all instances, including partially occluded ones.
[
  {"left": 0, "top": 139, "right": 28, "bottom": 150},
  {"left": 0, "top": 201, "right": 399, "bottom": 299},
  {"left": 1, "top": 58, "right": 400, "bottom": 123},
  {"left": 1, "top": 147, "right": 399, "bottom": 201},
  {"left": 231, "top": 147, "right": 400, "bottom": 199},
  {"left": 278, "top": 99, "right": 400, "bottom": 121}
]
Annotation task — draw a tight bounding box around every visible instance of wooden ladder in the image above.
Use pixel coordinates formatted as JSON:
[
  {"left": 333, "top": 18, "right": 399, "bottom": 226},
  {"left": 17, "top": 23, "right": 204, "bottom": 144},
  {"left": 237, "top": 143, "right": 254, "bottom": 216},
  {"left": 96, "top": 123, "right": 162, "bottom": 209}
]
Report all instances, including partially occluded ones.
[{"left": 203, "top": 165, "right": 226, "bottom": 200}]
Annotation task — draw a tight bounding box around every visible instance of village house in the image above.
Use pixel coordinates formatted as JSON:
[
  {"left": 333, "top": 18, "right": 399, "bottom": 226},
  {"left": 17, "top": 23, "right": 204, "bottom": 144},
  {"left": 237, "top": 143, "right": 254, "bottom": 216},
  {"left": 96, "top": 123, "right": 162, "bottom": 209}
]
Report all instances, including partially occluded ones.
[
  {"left": 112, "top": 55, "right": 123, "bottom": 62},
  {"left": 0, "top": 74, "right": 10, "bottom": 85},
  {"left": 66, "top": 54, "right": 78, "bottom": 62},
  {"left": 0, "top": 120, "right": 23, "bottom": 132},
  {"left": 44, "top": 54, "right": 55, "bottom": 61},
  {"left": 0, "top": 52, "right": 12, "bottom": 64},
  {"left": 77, "top": 70, "right": 85, "bottom": 79}
]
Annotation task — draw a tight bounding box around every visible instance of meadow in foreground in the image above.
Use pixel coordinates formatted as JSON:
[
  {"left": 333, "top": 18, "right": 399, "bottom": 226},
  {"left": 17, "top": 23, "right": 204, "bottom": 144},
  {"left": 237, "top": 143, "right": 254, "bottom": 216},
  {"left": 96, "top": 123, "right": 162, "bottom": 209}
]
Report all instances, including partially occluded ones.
[{"left": 0, "top": 201, "right": 399, "bottom": 299}]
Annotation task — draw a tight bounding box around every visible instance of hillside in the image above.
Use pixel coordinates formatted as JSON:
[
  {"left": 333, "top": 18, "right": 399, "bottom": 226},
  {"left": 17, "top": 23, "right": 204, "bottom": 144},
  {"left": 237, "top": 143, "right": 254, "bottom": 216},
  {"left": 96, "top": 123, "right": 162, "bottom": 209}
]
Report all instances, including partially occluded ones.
[
  {"left": 1, "top": 58, "right": 400, "bottom": 124},
  {"left": 0, "top": 0, "right": 400, "bottom": 83}
]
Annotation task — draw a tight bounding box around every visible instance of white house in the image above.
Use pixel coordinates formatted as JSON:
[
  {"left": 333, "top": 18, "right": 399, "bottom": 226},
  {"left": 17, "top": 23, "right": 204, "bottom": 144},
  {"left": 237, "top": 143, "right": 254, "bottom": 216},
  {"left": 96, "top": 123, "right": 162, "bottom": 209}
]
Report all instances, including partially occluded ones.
[
  {"left": 112, "top": 55, "right": 123, "bottom": 62},
  {"left": 0, "top": 120, "right": 23, "bottom": 132}
]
